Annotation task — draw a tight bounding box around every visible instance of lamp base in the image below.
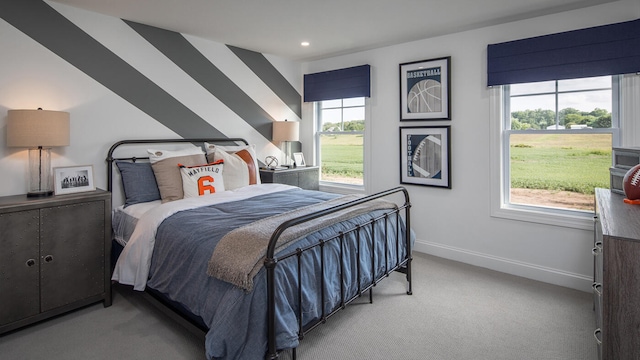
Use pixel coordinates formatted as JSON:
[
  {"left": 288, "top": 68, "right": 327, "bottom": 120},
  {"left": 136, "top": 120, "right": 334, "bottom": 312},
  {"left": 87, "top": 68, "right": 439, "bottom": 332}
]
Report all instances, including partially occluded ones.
[
  {"left": 281, "top": 141, "right": 295, "bottom": 167},
  {"left": 27, "top": 190, "right": 54, "bottom": 197},
  {"left": 28, "top": 147, "right": 54, "bottom": 196}
]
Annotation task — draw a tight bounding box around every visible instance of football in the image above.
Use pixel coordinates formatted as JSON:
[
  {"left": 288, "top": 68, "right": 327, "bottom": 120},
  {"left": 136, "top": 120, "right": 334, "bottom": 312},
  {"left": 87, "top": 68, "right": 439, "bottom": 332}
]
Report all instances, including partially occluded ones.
[{"left": 623, "top": 164, "right": 640, "bottom": 200}]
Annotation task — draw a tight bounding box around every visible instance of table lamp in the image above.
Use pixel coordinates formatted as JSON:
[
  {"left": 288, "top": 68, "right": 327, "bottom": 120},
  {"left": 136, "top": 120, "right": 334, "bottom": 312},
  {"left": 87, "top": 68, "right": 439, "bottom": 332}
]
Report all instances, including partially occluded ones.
[
  {"left": 7, "top": 108, "right": 70, "bottom": 197},
  {"left": 272, "top": 119, "right": 299, "bottom": 167}
]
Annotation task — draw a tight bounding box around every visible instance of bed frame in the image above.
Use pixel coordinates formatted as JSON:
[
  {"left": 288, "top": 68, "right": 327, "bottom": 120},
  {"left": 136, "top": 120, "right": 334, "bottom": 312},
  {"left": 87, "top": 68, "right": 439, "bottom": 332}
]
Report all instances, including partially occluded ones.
[{"left": 106, "top": 138, "right": 413, "bottom": 359}]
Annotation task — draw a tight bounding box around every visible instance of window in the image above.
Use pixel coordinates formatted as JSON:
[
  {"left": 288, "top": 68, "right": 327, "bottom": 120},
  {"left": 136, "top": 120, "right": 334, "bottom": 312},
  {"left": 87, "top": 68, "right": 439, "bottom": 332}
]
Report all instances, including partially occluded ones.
[
  {"left": 315, "top": 97, "right": 365, "bottom": 186},
  {"left": 501, "top": 75, "right": 620, "bottom": 214}
]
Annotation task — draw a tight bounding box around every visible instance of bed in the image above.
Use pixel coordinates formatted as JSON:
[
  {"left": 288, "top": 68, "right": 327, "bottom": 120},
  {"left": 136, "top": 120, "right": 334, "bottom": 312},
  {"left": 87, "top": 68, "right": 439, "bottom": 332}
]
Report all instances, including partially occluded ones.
[{"left": 106, "top": 138, "right": 413, "bottom": 359}]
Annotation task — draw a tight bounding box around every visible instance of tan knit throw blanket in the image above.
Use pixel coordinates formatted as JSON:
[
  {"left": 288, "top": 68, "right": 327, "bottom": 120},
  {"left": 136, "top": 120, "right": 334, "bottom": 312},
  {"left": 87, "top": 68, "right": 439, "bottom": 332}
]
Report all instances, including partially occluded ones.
[{"left": 206, "top": 194, "right": 397, "bottom": 291}]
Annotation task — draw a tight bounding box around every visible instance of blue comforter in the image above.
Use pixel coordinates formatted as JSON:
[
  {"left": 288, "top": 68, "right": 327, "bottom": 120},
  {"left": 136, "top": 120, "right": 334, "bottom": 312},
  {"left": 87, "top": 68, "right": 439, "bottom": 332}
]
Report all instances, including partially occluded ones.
[{"left": 146, "top": 188, "right": 409, "bottom": 359}]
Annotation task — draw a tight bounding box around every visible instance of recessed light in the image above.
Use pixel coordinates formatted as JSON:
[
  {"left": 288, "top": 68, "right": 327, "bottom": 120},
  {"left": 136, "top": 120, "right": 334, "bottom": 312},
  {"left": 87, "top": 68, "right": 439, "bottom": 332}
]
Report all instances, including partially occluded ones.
[{"left": 301, "top": 41, "right": 310, "bottom": 47}]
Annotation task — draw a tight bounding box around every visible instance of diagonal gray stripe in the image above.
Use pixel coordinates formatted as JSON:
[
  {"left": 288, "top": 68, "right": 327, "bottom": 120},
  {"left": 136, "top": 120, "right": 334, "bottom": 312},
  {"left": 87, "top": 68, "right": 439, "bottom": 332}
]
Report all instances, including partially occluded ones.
[
  {"left": 227, "top": 45, "right": 301, "bottom": 119},
  {"left": 0, "top": 0, "right": 224, "bottom": 139},
  {"left": 125, "top": 21, "right": 274, "bottom": 139}
]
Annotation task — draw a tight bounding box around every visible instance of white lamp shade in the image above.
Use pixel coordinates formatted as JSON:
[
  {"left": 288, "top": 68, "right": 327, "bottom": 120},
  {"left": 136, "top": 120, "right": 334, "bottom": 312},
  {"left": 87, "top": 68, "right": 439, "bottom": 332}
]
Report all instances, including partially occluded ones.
[
  {"left": 7, "top": 109, "right": 70, "bottom": 148},
  {"left": 272, "top": 120, "right": 299, "bottom": 142}
]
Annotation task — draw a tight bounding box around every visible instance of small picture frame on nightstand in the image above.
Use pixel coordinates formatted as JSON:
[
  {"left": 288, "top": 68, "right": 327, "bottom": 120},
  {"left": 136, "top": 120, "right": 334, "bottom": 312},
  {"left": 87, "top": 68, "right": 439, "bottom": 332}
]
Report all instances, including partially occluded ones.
[
  {"left": 293, "top": 152, "right": 305, "bottom": 167},
  {"left": 53, "top": 165, "right": 96, "bottom": 195}
]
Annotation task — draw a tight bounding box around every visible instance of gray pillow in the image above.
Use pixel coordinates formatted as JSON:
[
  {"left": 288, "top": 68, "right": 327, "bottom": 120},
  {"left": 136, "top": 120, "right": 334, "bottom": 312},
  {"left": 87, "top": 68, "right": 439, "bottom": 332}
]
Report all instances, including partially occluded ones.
[
  {"left": 116, "top": 161, "right": 161, "bottom": 207},
  {"left": 150, "top": 154, "right": 206, "bottom": 202}
]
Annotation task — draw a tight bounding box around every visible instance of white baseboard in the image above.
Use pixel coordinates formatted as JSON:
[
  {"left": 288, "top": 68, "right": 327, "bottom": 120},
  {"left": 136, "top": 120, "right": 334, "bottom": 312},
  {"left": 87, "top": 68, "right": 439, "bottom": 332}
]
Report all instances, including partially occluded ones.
[{"left": 413, "top": 239, "right": 593, "bottom": 293}]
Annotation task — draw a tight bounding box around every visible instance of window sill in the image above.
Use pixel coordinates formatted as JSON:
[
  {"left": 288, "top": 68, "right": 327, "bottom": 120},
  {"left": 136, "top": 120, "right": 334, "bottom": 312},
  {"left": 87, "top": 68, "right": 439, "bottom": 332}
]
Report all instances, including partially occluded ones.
[
  {"left": 318, "top": 182, "right": 365, "bottom": 195},
  {"left": 490, "top": 203, "right": 594, "bottom": 230}
]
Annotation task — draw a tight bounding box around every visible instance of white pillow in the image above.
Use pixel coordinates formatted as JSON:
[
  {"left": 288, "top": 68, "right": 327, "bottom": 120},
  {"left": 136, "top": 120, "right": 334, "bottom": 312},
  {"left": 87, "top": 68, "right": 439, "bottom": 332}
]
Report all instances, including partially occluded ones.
[
  {"left": 204, "top": 143, "right": 261, "bottom": 188},
  {"left": 179, "top": 160, "right": 225, "bottom": 198},
  {"left": 210, "top": 149, "right": 250, "bottom": 190}
]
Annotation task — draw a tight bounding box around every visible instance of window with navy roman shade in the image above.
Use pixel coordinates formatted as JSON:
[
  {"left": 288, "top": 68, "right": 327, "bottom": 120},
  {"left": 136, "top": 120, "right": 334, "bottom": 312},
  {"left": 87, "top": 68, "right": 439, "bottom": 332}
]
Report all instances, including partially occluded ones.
[
  {"left": 304, "top": 65, "right": 371, "bottom": 102},
  {"left": 487, "top": 19, "right": 640, "bottom": 86}
]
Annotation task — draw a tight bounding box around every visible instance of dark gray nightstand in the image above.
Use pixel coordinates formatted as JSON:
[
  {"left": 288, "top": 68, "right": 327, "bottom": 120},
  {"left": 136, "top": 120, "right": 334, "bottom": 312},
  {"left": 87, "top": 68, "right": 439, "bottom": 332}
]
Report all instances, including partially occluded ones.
[
  {"left": 0, "top": 189, "right": 112, "bottom": 335},
  {"left": 260, "top": 166, "right": 319, "bottom": 190}
]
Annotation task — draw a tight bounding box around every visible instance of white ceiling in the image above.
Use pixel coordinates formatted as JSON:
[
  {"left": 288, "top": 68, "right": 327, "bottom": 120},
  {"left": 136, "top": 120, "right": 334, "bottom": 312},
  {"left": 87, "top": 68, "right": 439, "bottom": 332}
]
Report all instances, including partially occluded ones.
[{"left": 50, "top": 0, "right": 616, "bottom": 61}]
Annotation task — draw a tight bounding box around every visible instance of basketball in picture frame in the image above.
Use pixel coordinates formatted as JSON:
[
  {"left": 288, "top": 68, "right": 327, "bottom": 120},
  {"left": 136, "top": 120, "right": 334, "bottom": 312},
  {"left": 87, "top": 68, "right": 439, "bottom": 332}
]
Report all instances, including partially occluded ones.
[
  {"left": 408, "top": 79, "right": 442, "bottom": 114},
  {"left": 399, "top": 56, "right": 451, "bottom": 121}
]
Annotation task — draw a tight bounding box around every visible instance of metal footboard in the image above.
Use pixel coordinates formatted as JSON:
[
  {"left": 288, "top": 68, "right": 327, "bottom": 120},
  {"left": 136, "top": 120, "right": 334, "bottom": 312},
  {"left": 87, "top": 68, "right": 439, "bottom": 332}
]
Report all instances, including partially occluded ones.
[{"left": 265, "top": 187, "right": 412, "bottom": 359}]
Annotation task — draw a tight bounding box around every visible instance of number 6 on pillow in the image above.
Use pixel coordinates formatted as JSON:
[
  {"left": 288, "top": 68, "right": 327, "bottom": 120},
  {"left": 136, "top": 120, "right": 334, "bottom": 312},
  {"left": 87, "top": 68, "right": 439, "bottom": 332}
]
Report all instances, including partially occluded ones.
[{"left": 179, "top": 160, "right": 225, "bottom": 198}]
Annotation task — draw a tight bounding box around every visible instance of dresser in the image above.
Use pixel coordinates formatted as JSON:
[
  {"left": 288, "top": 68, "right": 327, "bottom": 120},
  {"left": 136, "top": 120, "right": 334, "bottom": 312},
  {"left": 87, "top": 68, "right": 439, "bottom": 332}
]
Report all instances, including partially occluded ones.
[
  {"left": 0, "top": 189, "right": 112, "bottom": 334},
  {"left": 260, "top": 166, "right": 320, "bottom": 190},
  {"left": 593, "top": 188, "right": 640, "bottom": 360}
]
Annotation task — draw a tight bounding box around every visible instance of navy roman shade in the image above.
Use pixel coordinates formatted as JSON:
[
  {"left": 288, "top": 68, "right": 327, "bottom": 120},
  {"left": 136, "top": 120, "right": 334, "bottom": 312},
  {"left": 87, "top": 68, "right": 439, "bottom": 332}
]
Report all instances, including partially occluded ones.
[
  {"left": 304, "top": 65, "right": 370, "bottom": 102},
  {"left": 487, "top": 19, "right": 640, "bottom": 86}
]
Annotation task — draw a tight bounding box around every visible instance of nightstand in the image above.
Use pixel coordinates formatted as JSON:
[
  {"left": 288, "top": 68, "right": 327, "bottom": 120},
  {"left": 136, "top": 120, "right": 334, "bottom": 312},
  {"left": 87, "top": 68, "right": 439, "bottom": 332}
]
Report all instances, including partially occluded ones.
[
  {"left": 0, "top": 189, "right": 112, "bottom": 334},
  {"left": 260, "top": 166, "right": 319, "bottom": 190}
]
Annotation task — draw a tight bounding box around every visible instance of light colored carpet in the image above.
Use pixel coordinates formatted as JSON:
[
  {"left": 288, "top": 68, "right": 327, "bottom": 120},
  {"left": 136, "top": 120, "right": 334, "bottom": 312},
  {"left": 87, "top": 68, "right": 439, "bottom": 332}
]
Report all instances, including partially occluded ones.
[{"left": 0, "top": 253, "right": 596, "bottom": 360}]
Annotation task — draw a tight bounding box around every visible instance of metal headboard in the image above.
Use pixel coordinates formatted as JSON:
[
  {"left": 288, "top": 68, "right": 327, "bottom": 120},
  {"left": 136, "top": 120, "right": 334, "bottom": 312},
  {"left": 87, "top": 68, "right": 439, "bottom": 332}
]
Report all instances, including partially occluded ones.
[{"left": 105, "top": 137, "right": 249, "bottom": 198}]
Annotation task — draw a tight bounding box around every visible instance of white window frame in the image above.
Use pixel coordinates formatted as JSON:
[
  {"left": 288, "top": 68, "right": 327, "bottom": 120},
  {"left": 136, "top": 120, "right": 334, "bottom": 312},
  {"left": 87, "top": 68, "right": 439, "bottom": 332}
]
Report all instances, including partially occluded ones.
[
  {"left": 489, "top": 75, "right": 630, "bottom": 230},
  {"left": 314, "top": 98, "right": 369, "bottom": 194}
]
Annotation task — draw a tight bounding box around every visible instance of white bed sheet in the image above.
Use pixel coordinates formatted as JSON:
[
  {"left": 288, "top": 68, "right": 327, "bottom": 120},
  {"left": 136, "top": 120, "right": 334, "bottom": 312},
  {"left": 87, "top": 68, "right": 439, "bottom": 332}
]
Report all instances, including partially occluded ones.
[
  {"left": 111, "top": 183, "right": 296, "bottom": 290},
  {"left": 112, "top": 200, "right": 161, "bottom": 246}
]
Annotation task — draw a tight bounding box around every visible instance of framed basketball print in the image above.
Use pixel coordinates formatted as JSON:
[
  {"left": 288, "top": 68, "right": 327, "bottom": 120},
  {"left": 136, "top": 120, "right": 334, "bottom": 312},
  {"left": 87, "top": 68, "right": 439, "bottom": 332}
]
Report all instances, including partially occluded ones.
[
  {"left": 399, "top": 56, "right": 451, "bottom": 120},
  {"left": 400, "top": 126, "right": 451, "bottom": 188}
]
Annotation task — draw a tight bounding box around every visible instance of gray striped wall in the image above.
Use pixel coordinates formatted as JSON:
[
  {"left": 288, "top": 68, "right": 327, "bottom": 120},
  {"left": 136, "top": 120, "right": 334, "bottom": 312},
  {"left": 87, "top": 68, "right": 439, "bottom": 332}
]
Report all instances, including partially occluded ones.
[{"left": 0, "top": 0, "right": 301, "bottom": 142}]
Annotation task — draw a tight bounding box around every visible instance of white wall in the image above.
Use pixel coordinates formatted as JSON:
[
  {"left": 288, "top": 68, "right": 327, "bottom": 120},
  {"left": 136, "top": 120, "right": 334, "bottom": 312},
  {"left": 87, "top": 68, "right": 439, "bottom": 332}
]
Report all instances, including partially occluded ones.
[{"left": 302, "top": 0, "right": 640, "bottom": 292}]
